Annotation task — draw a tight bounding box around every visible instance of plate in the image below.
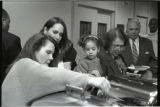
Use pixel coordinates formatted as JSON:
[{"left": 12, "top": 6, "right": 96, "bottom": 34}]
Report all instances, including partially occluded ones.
[{"left": 128, "top": 65, "right": 150, "bottom": 71}]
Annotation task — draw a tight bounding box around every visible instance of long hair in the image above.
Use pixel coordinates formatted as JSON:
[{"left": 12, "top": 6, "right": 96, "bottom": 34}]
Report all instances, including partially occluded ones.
[
  {"left": 18, "top": 33, "right": 57, "bottom": 60},
  {"left": 2, "top": 9, "right": 10, "bottom": 31},
  {"left": 41, "top": 17, "right": 72, "bottom": 61},
  {"left": 101, "top": 28, "right": 128, "bottom": 51},
  {"left": 41, "top": 17, "right": 69, "bottom": 48},
  {"left": 6, "top": 33, "right": 57, "bottom": 73}
]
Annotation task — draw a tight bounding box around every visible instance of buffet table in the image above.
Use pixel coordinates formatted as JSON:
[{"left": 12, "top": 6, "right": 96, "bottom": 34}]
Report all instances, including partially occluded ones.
[{"left": 31, "top": 76, "right": 157, "bottom": 106}]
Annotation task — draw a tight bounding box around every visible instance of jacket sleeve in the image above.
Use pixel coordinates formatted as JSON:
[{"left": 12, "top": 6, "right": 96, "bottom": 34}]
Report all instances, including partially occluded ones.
[
  {"left": 15, "top": 58, "right": 89, "bottom": 103},
  {"left": 8, "top": 37, "right": 22, "bottom": 64},
  {"left": 64, "top": 42, "right": 77, "bottom": 70}
]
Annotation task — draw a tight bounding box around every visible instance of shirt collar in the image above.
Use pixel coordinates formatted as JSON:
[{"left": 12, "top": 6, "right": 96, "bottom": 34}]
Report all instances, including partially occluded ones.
[{"left": 129, "top": 36, "right": 139, "bottom": 43}]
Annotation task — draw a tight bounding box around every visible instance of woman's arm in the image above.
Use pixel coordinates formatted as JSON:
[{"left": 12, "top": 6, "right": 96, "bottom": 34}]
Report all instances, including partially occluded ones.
[
  {"left": 9, "top": 58, "right": 110, "bottom": 104},
  {"left": 15, "top": 58, "right": 88, "bottom": 102}
]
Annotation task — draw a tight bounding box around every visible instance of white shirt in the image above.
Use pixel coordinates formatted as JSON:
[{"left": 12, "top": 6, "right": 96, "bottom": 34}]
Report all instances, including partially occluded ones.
[{"left": 129, "top": 37, "right": 139, "bottom": 55}]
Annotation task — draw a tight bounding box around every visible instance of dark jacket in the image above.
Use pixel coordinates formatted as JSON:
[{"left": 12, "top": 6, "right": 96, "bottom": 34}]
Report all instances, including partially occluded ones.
[
  {"left": 121, "top": 36, "right": 157, "bottom": 73},
  {"left": 1, "top": 31, "right": 22, "bottom": 83},
  {"left": 98, "top": 48, "right": 123, "bottom": 78},
  {"left": 50, "top": 40, "right": 77, "bottom": 70}
]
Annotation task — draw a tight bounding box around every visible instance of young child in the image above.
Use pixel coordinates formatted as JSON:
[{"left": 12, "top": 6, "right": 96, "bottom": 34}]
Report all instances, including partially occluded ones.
[{"left": 74, "top": 34, "right": 103, "bottom": 77}]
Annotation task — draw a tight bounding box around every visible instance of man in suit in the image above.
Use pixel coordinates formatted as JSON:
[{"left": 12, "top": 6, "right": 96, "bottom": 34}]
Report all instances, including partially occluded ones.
[
  {"left": 1, "top": 9, "right": 22, "bottom": 104},
  {"left": 121, "top": 18, "right": 157, "bottom": 79}
]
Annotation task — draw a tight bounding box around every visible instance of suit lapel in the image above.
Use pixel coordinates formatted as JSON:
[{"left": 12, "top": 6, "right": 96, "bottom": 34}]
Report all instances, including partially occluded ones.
[
  {"left": 122, "top": 41, "right": 134, "bottom": 66},
  {"left": 138, "top": 37, "right": 144, "bottom": 62}
]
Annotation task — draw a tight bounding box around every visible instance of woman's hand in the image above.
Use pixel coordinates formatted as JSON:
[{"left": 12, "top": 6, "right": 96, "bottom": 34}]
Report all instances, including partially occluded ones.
[
  {"left": 87, "top": 77, "right": 111, "bottom": 96},
  {"left": 91, "top": 70, "right": 101, "bottom": 77},
  {"left": 97, "top": 89, "right": 104, "bottom": 97}
]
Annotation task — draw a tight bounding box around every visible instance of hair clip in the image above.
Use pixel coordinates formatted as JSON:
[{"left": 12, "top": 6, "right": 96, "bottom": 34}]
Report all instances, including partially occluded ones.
[{"left": 83, "top": 35, "right": 98, "bottom": 42}]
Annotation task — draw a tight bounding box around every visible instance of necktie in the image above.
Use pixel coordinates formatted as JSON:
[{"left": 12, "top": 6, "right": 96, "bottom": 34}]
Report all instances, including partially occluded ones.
[{"left": 132, "top": 40, "right": 138, "bottom": 64}]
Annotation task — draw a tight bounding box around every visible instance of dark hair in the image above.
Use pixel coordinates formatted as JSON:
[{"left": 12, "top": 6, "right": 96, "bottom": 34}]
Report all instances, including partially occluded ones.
[
  {"left": 149, "top": 18, "right": 158, "bottom": 25},
  {"left": 6, "top": 33, "right": 57, "bottom": 73},
  {"left": 16, "top": 33, "right": 57, "bottom": 61},
  {"left": 78, "top": 34, "right": 101, "bottom": 49},
  {"left": 2, "top": 9, "right": 10, "bottom": 20},
  {"left": 41, "top": 17, "right": 69, "bottom": 49},
  {"left": 2, "top": 9, "right": 10, "bottom": 31},
  {"left": 101, "top": 28, "right": 128, "bottom": 51},
  {"left": 148, "top": 18, "right": 158, "bottom": 33}
]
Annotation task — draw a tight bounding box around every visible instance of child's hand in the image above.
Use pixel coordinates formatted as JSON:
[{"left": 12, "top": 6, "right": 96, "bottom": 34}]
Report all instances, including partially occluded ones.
[{"left": 91, "top": 70, "right": 101, "bottom": 77}]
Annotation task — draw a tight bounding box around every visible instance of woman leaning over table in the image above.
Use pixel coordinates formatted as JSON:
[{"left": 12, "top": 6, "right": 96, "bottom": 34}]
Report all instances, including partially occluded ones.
[{"left": 2, "top": 33, "right": 111, "bottom": 107}]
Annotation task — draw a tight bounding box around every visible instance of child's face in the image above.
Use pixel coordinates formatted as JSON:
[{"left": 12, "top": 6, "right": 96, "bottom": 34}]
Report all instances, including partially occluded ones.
[{"left": 84, "top": 40, "right": 99, "bottom": 60}]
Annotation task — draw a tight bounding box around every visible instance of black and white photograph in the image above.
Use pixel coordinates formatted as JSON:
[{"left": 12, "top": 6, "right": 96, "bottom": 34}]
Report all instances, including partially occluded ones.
[{"left": 1, "top": 0, "right": 158, "bottom": 106}]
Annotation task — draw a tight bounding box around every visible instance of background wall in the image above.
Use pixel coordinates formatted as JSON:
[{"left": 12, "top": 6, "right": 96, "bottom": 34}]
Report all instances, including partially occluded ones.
[
  {"left": 3, "top": 0, "right": 158, "bottom": 58},
  {"left": 3, "top": 0, "right": 73, "bottom": 47},
  {"left": 72, "top": 1, "right": 135, "bottom": 57},
  {"left": 135, "top": 1, "right": 158, "bottom": 34},
  {"left": 115, "top": 1, "right": 134, "bottom": 31}
]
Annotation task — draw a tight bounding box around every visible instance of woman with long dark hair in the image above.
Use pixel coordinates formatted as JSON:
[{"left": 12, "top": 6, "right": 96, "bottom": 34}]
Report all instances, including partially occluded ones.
[{"left": 41, "top": 17, "right": 77, "bottom": 70}]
